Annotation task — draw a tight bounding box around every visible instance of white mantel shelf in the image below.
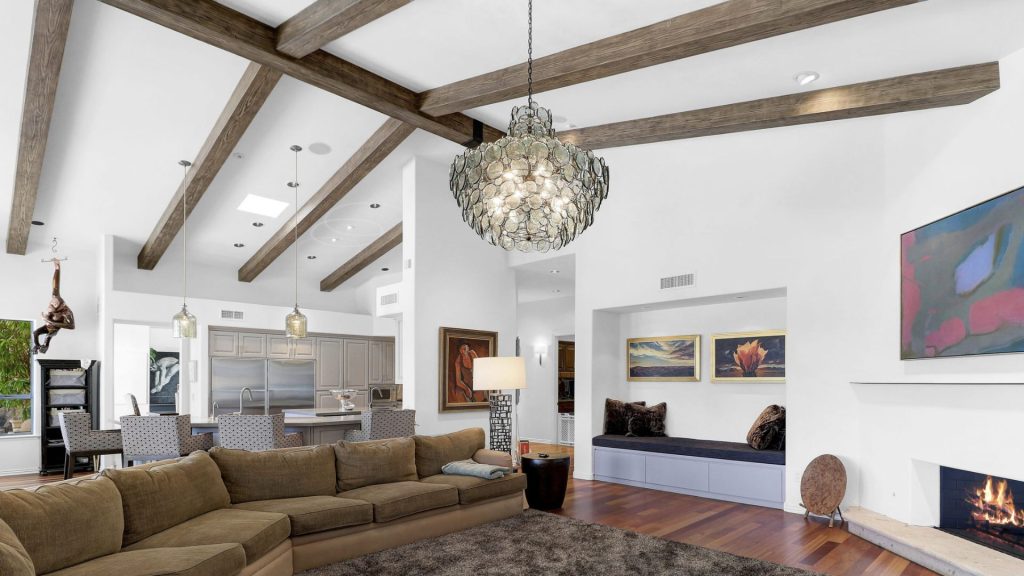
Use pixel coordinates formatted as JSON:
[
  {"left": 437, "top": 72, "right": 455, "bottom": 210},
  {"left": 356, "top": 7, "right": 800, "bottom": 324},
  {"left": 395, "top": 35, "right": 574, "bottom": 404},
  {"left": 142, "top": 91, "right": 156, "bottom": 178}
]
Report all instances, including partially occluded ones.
[
  {"left": 850, "top": 382, "right": 1022, "bottom": 386},
  {"left": 846, "top": 507, "right": 1024, "bottom": 576}
]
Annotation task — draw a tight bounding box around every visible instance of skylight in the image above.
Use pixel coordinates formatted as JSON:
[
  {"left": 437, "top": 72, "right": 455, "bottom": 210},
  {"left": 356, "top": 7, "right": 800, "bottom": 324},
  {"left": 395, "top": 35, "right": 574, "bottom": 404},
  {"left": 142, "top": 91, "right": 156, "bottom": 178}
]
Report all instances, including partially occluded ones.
[{"left": 237, "top": 194, "right": 289, "bottom": 218}]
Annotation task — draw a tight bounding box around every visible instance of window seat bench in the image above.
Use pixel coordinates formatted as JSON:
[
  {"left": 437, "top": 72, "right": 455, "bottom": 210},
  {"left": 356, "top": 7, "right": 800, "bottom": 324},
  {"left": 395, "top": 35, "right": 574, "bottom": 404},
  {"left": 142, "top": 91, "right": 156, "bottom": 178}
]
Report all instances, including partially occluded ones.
[{"left": 592, "top": 435, "right": 785, "bottom": 509}]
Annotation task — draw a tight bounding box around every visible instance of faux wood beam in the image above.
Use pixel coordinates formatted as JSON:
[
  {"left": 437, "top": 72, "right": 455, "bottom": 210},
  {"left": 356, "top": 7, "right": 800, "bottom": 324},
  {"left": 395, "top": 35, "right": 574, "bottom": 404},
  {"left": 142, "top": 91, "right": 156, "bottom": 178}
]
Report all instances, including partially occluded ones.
[
  {"left": 557, "top": 62, "right": 999, "bottom": 150},
  {"left": 418, "top": 0, "right": 922, "bottom": 116},
  {"left": 137, "top": 63, "right": 282, "bottom": 270},
  {"left": 276, "top": 0, "right": 412, "bottom": 58},
  {"left": 320, "top": 222, "right": 402, "bottom": 291},
  {"left": 7, "top": 0, "right": 73, "bottom": 255},
  {"left": 238, "top": 119, "right": 414, "bottom": 283},
  {"left": 99, "top": 0, "right": 502, "bottom": 145}
]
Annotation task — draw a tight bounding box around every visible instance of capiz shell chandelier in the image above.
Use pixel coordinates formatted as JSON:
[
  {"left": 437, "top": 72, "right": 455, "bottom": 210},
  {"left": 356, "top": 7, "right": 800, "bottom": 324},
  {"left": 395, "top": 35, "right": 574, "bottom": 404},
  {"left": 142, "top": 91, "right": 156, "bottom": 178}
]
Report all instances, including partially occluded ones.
[{"left": 449, "top": 0, "right": 609, "bottom": 253}]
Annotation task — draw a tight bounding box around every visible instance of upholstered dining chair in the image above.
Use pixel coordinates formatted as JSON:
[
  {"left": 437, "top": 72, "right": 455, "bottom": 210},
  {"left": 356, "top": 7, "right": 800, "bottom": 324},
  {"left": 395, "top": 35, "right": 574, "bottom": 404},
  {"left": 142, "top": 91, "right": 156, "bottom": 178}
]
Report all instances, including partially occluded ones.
[
  {"left": 58, "top": 412, "right": 123, "bottom": 479},
  {"left": 217, "top": 414, "right": 304, "bottom": 451},
  {"left": 344, "top": 409, "right": 416, "bottom": 442},
  {"left": 120, "top": 415, "right": 214, "bottom": 465}
]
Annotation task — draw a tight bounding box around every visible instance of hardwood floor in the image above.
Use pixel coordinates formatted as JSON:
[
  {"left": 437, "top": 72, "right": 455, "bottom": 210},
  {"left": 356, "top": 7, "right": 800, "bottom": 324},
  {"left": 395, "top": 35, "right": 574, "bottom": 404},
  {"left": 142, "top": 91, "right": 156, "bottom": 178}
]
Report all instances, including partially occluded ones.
[{"left": 2, "top": 443, "right": 936, "bottom": 576}]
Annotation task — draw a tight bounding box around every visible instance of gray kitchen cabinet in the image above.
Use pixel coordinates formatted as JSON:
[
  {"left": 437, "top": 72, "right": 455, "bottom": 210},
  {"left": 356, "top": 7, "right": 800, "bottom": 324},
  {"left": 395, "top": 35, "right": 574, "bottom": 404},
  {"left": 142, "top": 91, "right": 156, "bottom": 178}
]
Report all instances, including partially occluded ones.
[
  {"left": 316, "top": 390, "right": 339, "bottom": 410},
  {"left": 369, "top": 341, "right": 384, "bottom": 385},
  {"left": 316, "top": 338, "right": 342, "bottom": 391},
  {"left": 343, "top": 339, "right": 369, "bottom": 390},
  {"left": 293, "top": 338, "right": 316, "bottom": 360},
  {"left": 209, "top": 331, "right": 239, "bottom": 357},
  {"left": 238, "top": 333, "right": 267, "bottom": 358},
  {"left": 382, "top": 341, "right": 395, "bottom": 383},
  {"left": 268, "top": 335, "right": 316, "bottom": 359}
]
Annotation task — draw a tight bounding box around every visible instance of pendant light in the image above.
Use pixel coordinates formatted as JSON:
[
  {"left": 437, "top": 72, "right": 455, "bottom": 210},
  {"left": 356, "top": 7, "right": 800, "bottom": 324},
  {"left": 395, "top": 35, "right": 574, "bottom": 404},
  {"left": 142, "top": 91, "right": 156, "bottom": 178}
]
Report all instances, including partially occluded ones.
[
  {"left": 285, "top": 145, "right": 308, "bottom": 338},
  {"left": 171, "top": 159, "right": 197, "bottom": 339},
  {"left": 449, "top": 0, "right": 609, "bottom": 252}
]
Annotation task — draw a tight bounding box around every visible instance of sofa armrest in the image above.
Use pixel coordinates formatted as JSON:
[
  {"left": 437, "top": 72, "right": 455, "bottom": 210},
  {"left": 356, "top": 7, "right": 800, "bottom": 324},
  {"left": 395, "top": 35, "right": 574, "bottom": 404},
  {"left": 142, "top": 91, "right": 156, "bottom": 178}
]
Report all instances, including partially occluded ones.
[{"left": 473, "top": 449, "right": 512, "bottom": 468}]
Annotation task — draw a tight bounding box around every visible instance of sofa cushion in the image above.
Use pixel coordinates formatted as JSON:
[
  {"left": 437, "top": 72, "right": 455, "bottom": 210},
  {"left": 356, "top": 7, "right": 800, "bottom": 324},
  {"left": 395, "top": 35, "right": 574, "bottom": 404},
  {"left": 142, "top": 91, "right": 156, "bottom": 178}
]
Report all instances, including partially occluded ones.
[
  {"left": 340, "top": 481, "right": 458, "bottom": 523},
  {"left": 0, "top": 476, "right": 123, "bottom": 574},
  {"left": 626, "top": 402, "right": 667, "bottom": 438},
  {"left": 747, "top": 405, "right": 786, "bottom": 450},
  {"left": 233, "top": 496, "right": 372, "bottom": 536},
  {"left": 124, "top": 508, "right": 289, "bottom": 565},
  {"left": 210, "top": 445, "right": 337, "bottom": 503},
  {"left": 334, "top": 437, "right": 418, "bottom": 491},
  {"left": 0, "top": 518, "right": 34, "bottom": 576},
  {"left": 472, "top": 449, "right": 513, "bottom": 468},
  {"left": 603, "top": 399, "right": 646, "bottom": 435},
  {"left": 412, "top": 428, "right": 485, "bottom": 478},
  {"left": 421, "top": 473, "right": 527, "bottom": 505},
  {"left": 44, "top": 544, "right": 245, "bottom": 576},
  {"left": 104, "top": 451, "right": 231, "bottom": 547},
  {"left": 592, "top": 435, "right": 785, "bottom": 465}
]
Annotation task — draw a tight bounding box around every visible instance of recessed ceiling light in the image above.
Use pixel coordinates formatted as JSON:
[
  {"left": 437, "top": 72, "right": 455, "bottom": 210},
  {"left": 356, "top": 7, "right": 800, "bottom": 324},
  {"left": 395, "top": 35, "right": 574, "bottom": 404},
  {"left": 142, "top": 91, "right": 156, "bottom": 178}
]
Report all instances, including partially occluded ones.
[
  {"left": 381, "top": 267, "right": 390, "bottom": 272},
  {"left": 252, "top": 221, "right": 264, "bottom": 227},
  {"left": 552, "top": 289, "right": 561, "bottom": 293},
  {"left": 31, "top": 220, "right": 44, "bottom": 226},
  {"left": 549, "top": 269, "right": 560, "bottom": 274},
  {"left": 232, "top": 152, "right": 245, "bottom": 160},
  {"left": 330, "top": 238, "right": 338, "bottom": 243},
  {"left": 237, "top": 194, "right": 289, "bottom": 218},
  {"left": 346, "top": 225, "right": 354, "bottom": 231},
  {"left": 736, "top": 296, "right": 745, "bottom": 299},
  {"left": 307, "top": 255, "right": 317, "bottom": 260},
  {"left": 794, "top": 71, "right": 820, "bottom": 86},
  {"left": 233, "top": 243, "right": 245, "bottom": 248},
  {"left": 370, "top": 203, "right": 381, "bottom": 209}
]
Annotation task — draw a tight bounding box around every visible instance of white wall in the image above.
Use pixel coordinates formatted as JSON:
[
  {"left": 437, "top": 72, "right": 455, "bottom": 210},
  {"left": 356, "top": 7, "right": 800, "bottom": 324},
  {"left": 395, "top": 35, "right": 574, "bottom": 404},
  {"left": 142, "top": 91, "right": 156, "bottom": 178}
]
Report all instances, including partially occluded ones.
[
  {"left": 403, "top": 158, "right": 517, "bottom": 439},
  {"left": 516, "top": 296, "right": 574, "bottom": 443},
  {"left": 618, "top": 295, "right": 787, "bottom": 443}
]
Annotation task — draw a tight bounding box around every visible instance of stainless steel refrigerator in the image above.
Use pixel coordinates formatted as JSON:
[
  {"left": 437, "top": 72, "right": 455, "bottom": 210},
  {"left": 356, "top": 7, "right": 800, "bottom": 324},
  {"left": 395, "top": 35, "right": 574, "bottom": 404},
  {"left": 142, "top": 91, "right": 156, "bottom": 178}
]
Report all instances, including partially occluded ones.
[{"left": 210, "top": 358, "right": 315, "bottom": 416}]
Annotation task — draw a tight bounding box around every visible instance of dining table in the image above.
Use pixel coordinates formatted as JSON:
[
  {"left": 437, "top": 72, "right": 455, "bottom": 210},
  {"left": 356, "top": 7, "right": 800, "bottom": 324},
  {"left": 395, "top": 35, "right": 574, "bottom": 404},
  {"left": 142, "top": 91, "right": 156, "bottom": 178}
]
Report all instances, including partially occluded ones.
[{"left": 190, "top": 411, "right": 363, "bottom": 446}]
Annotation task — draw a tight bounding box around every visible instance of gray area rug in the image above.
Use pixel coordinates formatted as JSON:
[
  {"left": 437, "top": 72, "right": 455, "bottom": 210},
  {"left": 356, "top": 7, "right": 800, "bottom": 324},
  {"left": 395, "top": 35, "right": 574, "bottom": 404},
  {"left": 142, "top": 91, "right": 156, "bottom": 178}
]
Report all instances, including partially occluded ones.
[{"left": 297, "top": 509, "right": 819, "bottom": 575}]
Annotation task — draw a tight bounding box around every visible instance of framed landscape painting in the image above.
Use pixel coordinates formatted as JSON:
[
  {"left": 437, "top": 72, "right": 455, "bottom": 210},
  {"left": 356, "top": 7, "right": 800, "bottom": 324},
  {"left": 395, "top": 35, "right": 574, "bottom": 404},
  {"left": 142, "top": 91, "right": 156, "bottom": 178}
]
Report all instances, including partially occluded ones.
[
  {"left": 626, "top": 335, "right": 700, "bottom": 382},
  {"left": 438, "top": 327, "right": 496, "bottom": 412},
  {"left": 711, "top": 331, "right": 786, "bottom": 383},
  {"left": 902, "top": 184, "right": 1024, "bottom": 359}
]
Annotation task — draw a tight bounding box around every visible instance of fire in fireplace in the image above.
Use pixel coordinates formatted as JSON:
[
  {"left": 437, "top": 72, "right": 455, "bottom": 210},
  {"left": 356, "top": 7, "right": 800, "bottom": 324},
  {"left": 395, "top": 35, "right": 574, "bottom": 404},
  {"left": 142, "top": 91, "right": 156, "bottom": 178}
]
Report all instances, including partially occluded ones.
[{"left": 939, "top": 466, "right": 1024, "bottom": 560}]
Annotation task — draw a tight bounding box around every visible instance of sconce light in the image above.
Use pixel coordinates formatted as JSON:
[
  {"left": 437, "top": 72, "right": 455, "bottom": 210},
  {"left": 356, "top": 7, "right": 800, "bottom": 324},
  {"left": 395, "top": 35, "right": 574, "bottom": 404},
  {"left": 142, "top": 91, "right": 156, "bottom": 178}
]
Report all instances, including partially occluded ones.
[{"left": 533, "top": 343, "right": 548, "bottom": 366}]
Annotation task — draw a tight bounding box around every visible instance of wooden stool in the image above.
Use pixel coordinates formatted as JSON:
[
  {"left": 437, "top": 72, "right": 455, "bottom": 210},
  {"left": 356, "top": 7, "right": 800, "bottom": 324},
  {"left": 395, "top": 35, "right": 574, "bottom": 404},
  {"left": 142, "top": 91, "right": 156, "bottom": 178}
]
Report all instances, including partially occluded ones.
[{"left": 800, "top": 454, "right": 847, "bottom": 527}]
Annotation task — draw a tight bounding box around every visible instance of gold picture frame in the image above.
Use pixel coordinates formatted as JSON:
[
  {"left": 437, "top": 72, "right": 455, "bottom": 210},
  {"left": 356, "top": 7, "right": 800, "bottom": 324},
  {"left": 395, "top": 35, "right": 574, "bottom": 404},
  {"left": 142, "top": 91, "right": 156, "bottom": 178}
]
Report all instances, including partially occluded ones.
[
  {"left": 711, "top": 330, "right": 786, "bottom": 383},
  {"left": 438, "top": 327, "right": 497, "bottom": 412},
  {"left": 626, "top": 335, "right": 700, "bottom": 382}
]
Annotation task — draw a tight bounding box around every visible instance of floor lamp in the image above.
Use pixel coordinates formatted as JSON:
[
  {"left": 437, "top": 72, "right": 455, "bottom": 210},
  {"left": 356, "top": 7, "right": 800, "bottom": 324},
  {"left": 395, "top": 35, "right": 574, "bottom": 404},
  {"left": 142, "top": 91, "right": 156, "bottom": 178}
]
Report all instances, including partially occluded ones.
[{"left": 473, "top": 357, "right": 527, "bottom": 463}]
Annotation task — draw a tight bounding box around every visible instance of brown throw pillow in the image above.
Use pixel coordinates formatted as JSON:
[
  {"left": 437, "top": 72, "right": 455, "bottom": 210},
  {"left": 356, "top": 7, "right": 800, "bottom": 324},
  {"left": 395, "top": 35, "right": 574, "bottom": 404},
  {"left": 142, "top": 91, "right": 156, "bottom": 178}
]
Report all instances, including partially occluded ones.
[
  {"left": 603, "top": 399, "right": 646, "bottom": 435},
  {"left": 747, "top": 405, "right": 786, "bottom": 450},
  {"left": 625, "top": 402, "right": 667, "bottom": 437},
  {"left": 210, "top": 445, "right": 336, "bottom": 503},
  {"left": 335, "top": 437, "right": 418, "bottom": 491}
]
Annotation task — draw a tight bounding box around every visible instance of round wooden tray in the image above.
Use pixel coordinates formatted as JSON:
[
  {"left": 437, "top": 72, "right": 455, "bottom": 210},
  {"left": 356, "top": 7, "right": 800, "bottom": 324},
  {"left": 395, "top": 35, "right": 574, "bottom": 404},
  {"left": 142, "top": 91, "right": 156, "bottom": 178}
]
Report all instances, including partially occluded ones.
[{"left": 801, "top": 454, "right": 847, "bottom": 516}]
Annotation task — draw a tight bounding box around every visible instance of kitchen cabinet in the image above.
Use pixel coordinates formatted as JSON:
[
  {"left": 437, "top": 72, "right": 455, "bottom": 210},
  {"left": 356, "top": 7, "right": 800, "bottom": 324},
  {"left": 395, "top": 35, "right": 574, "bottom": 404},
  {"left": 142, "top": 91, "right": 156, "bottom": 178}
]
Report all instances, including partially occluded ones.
[
  {"left": 382, "top": 341, "right": 395, "bottom": 383},
  {"left": 268, "top": 335, "right": 316, "bottom": 359},
  {"left": 238, "top": 333, "right": 266, "bottom": 357},
  {"left": 316, "top": 339, "right": 342, "bottom": 391},
  {"left": 343, "top": 339, "right": 369, "bottom": 389},
  {"left": 369, "top": 341, "right": 383, "bottom": 385},
  {"left": 210, "top": 331, "right": 239, "bottom": 357},
  {"left": 293, "top": 338, "right": 316, "bottom": 359}
]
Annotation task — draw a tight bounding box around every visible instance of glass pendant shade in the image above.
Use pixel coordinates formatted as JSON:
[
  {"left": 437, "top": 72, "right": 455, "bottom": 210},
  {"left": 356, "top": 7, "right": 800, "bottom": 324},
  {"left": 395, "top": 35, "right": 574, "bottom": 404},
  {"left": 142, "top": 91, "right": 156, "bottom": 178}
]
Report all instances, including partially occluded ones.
[
  {"left": 286, "top": 307, "right": 307, "bottom": 339},
  {"left": 450, "top": 103, "right": 609, "bottom": 253},
  {"left": 171, "top": 304, "right": 197, "bottom": 339}
]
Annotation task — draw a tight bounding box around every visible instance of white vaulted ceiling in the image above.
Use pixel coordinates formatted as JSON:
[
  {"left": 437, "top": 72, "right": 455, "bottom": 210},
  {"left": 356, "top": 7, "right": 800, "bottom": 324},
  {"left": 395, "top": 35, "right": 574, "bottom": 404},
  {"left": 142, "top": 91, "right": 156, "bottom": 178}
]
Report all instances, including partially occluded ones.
[{"left": 3, "top": 0, "right": 1024, "bottom": 312}]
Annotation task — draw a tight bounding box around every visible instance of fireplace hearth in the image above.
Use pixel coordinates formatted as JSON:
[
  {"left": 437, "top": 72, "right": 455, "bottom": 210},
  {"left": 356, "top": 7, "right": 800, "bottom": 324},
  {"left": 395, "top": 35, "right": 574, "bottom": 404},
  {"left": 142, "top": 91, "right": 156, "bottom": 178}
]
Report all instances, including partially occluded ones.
[{"left": 939, "top": 466, "right": 1024, "bottom": 561}]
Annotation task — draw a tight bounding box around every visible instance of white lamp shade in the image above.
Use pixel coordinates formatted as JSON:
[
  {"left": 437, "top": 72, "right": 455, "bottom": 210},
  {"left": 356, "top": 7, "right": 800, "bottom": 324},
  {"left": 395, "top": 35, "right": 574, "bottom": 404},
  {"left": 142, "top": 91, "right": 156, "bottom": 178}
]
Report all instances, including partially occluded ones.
[{"left": 473, "top": 357, "right": 527, "bottom": 391}]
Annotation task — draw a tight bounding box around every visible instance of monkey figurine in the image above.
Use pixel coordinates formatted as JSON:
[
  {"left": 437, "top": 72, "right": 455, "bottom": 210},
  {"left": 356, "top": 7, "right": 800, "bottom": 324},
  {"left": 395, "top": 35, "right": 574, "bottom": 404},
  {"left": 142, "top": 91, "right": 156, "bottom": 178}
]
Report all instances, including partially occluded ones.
[{"left": 32, "top": 260, "right": 75, "bottom": 354}]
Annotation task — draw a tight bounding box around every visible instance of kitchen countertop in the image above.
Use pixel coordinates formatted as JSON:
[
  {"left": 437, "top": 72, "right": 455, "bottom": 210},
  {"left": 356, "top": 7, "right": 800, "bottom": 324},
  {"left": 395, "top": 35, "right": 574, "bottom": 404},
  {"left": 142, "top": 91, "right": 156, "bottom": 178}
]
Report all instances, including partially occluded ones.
[{"left": 190, "top": 414, "right": 363, "bottom": 428}]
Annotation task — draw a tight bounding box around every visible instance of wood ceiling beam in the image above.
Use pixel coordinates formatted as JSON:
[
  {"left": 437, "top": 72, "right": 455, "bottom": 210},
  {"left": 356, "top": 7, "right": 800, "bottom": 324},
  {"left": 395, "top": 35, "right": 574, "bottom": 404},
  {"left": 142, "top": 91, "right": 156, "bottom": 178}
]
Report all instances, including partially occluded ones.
[
  {"left": 137, "top": 63, "right": 282, "bottom": 270},
  {"left": 557, "top": 62, "right": 999, "bottom": 150},
  {"left": 238, "top": 118, "right": 414, "bottom": 283},
  {"left": 7, "top": 0, "right": 74, "bottom": 255},
  {"left": 418, "top": 0, "right": 923, "bottom": 117},
  {"left": 276, "top": 0, "right": 412, "bottom": 58},
  {"left": 320, "top": 222, "right": 401, "bottom": 291},
  {"left": 99, "top": 0, "right": 502, "bottom": 145}
]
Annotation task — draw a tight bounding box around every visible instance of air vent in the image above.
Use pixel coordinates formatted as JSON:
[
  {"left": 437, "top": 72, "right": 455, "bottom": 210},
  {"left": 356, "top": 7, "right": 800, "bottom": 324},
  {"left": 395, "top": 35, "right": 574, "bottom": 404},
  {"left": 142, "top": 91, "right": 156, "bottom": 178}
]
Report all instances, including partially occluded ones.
[
  {"left": 380, "top": 293, "right": 399, "bottom": 306},
  {"left": 660, "top": 273, "right": 695, "bottom": 290},
  {"left": 220, "top": 310, "right": 244, "bottom": 320}
]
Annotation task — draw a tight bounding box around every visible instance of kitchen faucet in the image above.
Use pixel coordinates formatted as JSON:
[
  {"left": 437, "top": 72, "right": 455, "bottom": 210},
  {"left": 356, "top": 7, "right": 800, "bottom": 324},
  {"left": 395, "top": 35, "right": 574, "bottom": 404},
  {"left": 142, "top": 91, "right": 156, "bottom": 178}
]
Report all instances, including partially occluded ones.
[{"left": 237, "top": 387, "right": 253, "bottom": 415}]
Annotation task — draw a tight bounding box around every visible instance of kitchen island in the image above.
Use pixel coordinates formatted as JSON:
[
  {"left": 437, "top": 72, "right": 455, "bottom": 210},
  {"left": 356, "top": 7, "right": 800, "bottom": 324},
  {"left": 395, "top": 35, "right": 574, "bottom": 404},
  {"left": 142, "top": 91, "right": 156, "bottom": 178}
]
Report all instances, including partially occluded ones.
[{"left": 191, "top": 414, "right": 362, "bottom": 446}]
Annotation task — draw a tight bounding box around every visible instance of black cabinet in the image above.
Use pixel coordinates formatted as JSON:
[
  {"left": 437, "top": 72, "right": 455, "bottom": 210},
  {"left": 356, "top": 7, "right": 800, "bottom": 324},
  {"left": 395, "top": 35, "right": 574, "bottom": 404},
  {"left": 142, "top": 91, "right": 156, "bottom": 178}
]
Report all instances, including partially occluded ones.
[{"left": 38, "top": 359, "right": 99, "bottom": 475}]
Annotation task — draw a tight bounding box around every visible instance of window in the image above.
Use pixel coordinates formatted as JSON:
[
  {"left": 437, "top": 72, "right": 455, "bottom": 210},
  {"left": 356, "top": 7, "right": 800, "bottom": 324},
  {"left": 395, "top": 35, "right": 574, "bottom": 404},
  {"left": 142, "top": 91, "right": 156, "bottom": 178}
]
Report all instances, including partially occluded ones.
[{"left": 0, "top": 320, "right": 33, "bottom": 435}]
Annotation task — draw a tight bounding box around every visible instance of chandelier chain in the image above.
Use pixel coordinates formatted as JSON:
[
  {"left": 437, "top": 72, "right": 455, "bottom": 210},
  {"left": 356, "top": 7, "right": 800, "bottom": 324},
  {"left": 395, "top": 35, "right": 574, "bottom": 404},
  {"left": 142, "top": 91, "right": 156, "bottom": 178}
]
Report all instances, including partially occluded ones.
[
  {"left": 180, "top": 160, "right": 190, "bottom": 307},
  {"left": 527, "top": 0, "right": 533, "bottom": 107},
  {"left": 292, "top": 147, "right": 299, "bottom": 309}
]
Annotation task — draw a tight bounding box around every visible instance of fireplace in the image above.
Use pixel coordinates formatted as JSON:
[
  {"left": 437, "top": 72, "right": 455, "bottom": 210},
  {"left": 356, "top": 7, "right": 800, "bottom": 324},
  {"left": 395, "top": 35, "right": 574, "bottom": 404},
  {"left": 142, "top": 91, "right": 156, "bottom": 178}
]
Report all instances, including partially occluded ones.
[{"left": 939, "top": 466, "right": 1024, "bottom": 560}]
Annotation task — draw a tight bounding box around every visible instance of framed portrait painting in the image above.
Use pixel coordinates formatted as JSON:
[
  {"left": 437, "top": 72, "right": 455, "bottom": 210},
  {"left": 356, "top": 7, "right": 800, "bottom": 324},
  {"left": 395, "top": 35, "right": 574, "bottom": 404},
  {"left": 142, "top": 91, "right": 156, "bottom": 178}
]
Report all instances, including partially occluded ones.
[
  {"left": 438, "top": 327, "right": 497, "bottom": 412},
  {"left": 711, "top": 331, "right": 786, "bottom": 383},
  {"left": 626, "top": 335, "right": 700, "bottom": 382},
  {"left": 149, "top": 349, "right": 180, "bottom": 414}
]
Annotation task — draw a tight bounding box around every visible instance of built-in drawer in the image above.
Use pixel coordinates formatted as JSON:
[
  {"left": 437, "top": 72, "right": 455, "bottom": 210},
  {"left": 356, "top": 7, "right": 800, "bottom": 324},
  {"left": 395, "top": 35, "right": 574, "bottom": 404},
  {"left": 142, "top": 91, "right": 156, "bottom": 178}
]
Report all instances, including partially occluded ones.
[
  {"left": 709, "top": 460, "right": 784, "bottom": 503},
  {"left": 594, "top": 448, "right": 645, "bottom": 482},
  {"left": 645, "top": 454, "right": 709, "bottom": 492}
]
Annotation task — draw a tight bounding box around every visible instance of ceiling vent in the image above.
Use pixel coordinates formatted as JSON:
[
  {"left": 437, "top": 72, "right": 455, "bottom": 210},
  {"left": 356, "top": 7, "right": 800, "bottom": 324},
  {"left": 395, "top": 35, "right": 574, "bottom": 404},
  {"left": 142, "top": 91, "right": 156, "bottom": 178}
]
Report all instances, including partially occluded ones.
[
  {"left": 660, "top": 273, "right": 695, "bottom": 290},
  {"left": 220, "top": 310, "right": 244, "bottom": 320},
  {"left": 380, "top": 293, "right": 399, "bottom": 306}
]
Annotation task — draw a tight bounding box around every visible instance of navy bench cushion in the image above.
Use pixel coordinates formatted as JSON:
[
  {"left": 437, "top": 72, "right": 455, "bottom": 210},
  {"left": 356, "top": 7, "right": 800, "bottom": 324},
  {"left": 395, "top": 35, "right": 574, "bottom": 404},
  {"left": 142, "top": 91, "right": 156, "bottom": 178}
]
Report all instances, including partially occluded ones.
[{"left": 592, "top": 435, "right": 785, "bottom": 466}]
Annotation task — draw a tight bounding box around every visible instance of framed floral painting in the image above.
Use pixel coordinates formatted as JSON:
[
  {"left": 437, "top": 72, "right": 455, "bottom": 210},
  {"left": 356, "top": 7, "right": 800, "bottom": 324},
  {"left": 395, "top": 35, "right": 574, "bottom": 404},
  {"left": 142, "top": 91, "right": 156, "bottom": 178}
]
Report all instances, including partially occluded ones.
[{"left": 711, "top": 331, "right": 786, "bottom": 383}]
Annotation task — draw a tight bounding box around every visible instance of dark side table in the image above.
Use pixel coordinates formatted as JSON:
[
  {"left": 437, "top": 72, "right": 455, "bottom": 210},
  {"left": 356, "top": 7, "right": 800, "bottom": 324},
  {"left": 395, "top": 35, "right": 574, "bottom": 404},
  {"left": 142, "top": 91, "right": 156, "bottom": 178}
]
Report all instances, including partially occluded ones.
[{"left": 520, "top": 452, "right": 570, "bottom": 510}]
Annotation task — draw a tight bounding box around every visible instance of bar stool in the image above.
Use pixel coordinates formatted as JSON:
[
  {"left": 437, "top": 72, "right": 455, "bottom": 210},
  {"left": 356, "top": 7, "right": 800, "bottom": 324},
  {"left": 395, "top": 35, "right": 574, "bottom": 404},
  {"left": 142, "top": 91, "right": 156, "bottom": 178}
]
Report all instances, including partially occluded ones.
[{"left": 57, "top": 412, "right": 123, "bottom": 479}]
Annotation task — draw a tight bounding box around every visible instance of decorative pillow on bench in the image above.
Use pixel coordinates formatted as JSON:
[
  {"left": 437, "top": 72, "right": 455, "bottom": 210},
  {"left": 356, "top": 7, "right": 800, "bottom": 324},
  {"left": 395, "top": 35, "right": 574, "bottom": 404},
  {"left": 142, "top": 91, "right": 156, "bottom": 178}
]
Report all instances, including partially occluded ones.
[
  {"left": 603, "top": 399, "right": 645, "bottom": 435},
  {"left": 626, "top": 402, "right": 667, "bottom": 438},
  {"left": 747, "top": 405, "right": 786, "bottom": 450}
]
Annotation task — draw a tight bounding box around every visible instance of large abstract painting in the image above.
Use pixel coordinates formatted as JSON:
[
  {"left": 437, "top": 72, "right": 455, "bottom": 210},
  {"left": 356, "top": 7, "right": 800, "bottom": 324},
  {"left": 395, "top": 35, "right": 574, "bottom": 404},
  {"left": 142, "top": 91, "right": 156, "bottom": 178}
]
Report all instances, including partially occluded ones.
[
  {"left": 902, "top": 185, "right": 1024, "bottom": 359},
  {"left": 711, "top": 331, "right": 786, "bottom": 383},
  {"left": 626, "top": 335, "right": 700, "bottom": 382},
  {"left": 438, "top": 327, "right": 496, "bottom": 412}
]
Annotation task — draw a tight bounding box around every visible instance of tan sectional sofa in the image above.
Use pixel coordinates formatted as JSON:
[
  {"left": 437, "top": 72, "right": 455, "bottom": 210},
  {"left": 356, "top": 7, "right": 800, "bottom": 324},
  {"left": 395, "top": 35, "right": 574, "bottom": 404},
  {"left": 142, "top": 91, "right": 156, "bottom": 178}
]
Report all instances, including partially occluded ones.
[{"left": 0, "top": 428, "right": 526, "bottom": 576}]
